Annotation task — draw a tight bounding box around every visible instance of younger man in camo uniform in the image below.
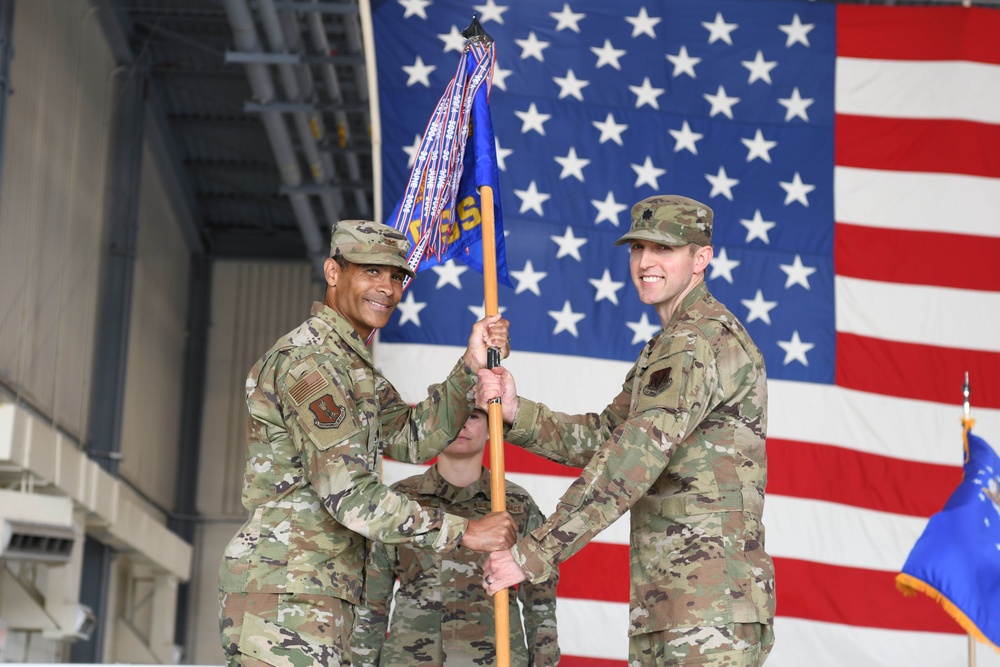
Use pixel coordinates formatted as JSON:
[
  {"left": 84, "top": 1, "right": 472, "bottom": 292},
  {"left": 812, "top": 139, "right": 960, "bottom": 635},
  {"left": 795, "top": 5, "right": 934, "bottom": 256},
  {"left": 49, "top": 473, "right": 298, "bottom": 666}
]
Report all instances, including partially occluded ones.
[{"left": 479, "top": 196, "right": 776, "bottom": 666}]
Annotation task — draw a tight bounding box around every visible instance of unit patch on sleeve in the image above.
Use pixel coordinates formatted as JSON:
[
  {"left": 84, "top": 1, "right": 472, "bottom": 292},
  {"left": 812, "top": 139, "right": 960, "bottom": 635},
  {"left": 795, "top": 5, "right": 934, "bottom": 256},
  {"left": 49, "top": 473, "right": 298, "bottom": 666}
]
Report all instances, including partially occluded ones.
[
  {"left": 309, "top": 394, "right": 346, "bottom": 429},
  {"left": 635, "top": 354, "right": 686, "bottom": 414},
  {"left": 643, "top": 366, "right": 673, "bottom": 397}
]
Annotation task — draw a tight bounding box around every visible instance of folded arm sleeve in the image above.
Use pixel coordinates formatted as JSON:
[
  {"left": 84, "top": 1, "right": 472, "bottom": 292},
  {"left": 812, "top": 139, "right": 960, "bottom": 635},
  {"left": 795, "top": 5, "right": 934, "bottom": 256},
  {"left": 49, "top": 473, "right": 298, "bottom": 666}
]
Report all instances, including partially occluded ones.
[
  {"left": 380, "top": 358, "right": 478, "bottom": 464},
  {"left": 505, "top": 370, "right": 635, "bottom": 469},
  {"left": 282, "top": 357, "right": 467, "bottom": 552},
  {"left": 511, "top": 337, "right": 716, "bottom": 583}
]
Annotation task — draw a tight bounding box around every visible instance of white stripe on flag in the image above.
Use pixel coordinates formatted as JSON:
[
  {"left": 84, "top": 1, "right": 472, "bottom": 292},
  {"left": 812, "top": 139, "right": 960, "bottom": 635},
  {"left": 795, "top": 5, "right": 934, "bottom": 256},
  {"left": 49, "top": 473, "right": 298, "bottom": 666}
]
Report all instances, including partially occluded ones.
[
  {"left": 376, "top": 342, "right": 1000, "bottom": 466},
  {"left": 834, "top": 166, "right": 1000, "bottom": 236},
  {"left": 835, "top": 276, "right": 1000, "bottom": 352},
  {"left": 768, "top": 380, "right": 998, "bottom": 466},
  {"left": 768, "top": 616, "right": 995, "bottom": 667},
  {"left": 764, "top": 494, "right": 926, "bottom": 571},
  {"left": 835, "top": 57, "right": 1000, "bottom": 123},
  {"left": 555, "top": 597, "right": 630, "bottom": 661}
]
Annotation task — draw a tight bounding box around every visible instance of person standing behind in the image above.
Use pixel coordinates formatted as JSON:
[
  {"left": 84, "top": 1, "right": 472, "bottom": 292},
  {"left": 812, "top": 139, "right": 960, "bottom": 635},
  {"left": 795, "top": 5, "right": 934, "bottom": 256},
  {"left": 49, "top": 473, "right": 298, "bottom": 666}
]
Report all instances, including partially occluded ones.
[
  {"left": 478, "top": 196, "right": 775, "bottom": 666},
  {"left": 219, "top": 220, "right": 517, "bottom": 667},
  {"left": 351, "top": 407, "right": 560, "bottom": 666}
]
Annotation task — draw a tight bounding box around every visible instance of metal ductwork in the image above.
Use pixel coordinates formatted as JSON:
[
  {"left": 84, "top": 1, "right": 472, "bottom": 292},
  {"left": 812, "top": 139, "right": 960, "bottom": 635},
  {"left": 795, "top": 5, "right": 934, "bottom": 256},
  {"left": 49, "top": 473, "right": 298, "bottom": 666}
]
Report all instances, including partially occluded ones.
[
  {"left": 222, "top": 0, "right": 328, "bottom": 273},
  {"left": 256, "top": 0, "right": 342, "bottom": 226},
  {"left": 223, "top": 0, "right": 374, "bottom": 272},
  {"left": 0, "top": 519, "right": 75, "bottom": 564},
  {"left": 303, "top": 3, "right": 370, "bottom": 217},
  {"left": 0, "top": 490, "right": 75, "bottom": 565}
]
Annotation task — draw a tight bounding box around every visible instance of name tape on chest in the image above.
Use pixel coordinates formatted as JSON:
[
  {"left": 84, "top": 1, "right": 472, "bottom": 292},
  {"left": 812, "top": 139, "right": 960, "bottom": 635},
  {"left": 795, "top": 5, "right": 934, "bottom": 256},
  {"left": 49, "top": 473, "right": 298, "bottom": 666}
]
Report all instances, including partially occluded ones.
[{"left": 475, "top": 499, "right": 524, "bottom": 513}]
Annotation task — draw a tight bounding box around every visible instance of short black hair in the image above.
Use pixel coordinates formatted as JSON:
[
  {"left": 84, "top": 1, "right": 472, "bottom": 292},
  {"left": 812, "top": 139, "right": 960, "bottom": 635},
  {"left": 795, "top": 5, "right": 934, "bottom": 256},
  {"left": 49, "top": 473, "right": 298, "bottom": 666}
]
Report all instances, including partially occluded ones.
[{"left": 331, "top": 253, "right": 349, "bottom": 270}]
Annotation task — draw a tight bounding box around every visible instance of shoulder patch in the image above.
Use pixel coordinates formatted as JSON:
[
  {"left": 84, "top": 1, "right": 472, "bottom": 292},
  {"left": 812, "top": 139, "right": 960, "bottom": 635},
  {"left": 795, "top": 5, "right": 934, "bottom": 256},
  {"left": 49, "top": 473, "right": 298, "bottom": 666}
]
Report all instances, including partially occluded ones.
[
  {"left": 309, "top": 394, "right": 346, "bottom": 429},
  {"left": 289, "top": 369, "right": 329, "bottom": 405},
  {"left": 642, "top": 366, "right": 673, "bottom": 397},
  {"left": 634, "top": 354, "right": 687, "bottom": 414}
]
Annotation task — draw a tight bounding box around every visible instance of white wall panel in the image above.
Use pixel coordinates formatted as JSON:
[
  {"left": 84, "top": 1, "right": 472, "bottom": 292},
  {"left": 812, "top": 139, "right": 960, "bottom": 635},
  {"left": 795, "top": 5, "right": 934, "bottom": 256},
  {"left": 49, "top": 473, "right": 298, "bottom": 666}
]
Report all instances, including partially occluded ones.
[
  {"left": 117, "top": 147, "right": 191, "bottom": 512},
  {"left": 196, "top": 261, "right": 320, "bottom": 519},
  {"left": 188, "top": 519, "right": 243, "bottom": 665},
  {"left": 0, "top": 0, "right": 115, "bottom": 440}
]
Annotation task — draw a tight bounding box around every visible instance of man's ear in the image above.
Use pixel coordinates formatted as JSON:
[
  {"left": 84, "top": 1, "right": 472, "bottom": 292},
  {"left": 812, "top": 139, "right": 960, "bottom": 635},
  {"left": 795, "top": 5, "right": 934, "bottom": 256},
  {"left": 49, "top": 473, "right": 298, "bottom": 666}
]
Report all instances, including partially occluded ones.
[
  {"left": 323, "top": 257, "right": 339, "bottom": 289},
  {"left": 694, "top": 244, "right": 714, "bottom": 274}
]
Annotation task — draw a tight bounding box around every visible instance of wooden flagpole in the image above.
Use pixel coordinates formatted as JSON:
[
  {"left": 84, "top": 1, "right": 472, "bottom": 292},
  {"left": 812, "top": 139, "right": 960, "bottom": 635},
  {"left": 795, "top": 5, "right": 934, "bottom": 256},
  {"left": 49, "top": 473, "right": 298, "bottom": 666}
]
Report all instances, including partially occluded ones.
[{"left": 480, "top": 183, "right": 510, "bottom": 667}]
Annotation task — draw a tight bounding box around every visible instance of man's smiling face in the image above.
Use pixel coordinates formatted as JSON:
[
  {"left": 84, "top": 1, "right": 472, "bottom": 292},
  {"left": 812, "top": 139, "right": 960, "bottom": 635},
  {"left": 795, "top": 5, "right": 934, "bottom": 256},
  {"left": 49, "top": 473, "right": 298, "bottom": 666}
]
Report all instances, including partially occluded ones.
[{"left": 329, "top": 261, "right": 405, "bottom": 338}]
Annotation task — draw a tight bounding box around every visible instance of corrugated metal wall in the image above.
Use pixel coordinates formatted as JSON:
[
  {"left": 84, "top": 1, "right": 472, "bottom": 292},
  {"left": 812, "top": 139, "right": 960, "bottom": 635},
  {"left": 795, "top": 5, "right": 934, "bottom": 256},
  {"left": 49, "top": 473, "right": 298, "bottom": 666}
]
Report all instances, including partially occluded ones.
[
  {"left": 117, "top": 147, "right": 191, "bottom": 514},
  {"left": 0, "top": 0, "right": 115, "bottom": 440},
  {"left": 188, "top": 260, "right": 319, "bottom": 664},
  {"left": 196, "top": 260, "right": 320, "bottom": 519},
  {"left": 0, "top": 1, "right": 198, "bottom": 661},
  {"left": 0, "top": 0, "right": 192, "bottom": 516}
]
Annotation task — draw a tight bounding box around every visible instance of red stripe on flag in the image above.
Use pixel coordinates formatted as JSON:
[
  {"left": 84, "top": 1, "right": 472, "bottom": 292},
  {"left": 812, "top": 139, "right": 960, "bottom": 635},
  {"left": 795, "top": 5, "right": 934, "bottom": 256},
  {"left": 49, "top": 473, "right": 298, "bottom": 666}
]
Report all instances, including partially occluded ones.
[
  {"left": 560, "top": 656, "right": 626, "bottom": 667},
  {"left": 838, "top": 6, "right": 1000, "bottom": 64},
  {"left": 485, "top": 443, "right": 583, "bottom": 478},
  {"left": 556, "top": 541, "right": 630, "bottom": 603},
  {"left": 774, "top": 557, "right": 963, "bottom": 634},
  {"left": 767, "top": 438, "right": 961, "bottom": 518},
  {"left": 409, "top": 442, "right": 583, "bottom": 476},
  {"left": 835, "top": 115, "right": 1000, "bottom": 179},
  {"left": 835, "top": 223, "right": 1000, "bottom": 292},
  {"left": 835, "top": 332, "right": 1000, "bottom": 410},
  {"left": 550, "top": 546, "right": 964, "bottom": 633}
]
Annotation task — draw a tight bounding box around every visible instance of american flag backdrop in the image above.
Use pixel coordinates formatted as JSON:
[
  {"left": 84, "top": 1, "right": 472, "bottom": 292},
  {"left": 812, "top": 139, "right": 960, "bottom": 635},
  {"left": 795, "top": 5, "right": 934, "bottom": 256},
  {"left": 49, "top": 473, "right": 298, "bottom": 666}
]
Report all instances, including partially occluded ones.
[{"left": 361, "top": 1, "right": 1000, "bottom": 664}]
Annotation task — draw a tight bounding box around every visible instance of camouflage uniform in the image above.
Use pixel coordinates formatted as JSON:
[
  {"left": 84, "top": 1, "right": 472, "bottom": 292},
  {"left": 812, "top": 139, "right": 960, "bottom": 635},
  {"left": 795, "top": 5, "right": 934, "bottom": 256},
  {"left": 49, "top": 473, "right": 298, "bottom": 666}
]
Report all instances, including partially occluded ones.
[
  {"left": 351, "top": 465, "right": 559, "bottom": 666},
  {"left": 504, "top": 196, "right": 775, "bottom": 666},
  {"left": 219, "top": 221, "right": 480, "bottom": 667}
]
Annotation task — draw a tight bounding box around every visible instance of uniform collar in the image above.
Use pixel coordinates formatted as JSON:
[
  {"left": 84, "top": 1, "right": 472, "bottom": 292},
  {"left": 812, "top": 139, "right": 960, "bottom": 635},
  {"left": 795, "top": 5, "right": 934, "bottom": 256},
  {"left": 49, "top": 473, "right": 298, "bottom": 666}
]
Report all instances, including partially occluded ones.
[
  {"left": 310, "top": 301, "right": 374, "bottom": 365},
  {"left": 665, "top": 281, "right": 709, "bottom": 330},
  {"left": 418, "top": 464, "right": 492, "bottom": 504}
]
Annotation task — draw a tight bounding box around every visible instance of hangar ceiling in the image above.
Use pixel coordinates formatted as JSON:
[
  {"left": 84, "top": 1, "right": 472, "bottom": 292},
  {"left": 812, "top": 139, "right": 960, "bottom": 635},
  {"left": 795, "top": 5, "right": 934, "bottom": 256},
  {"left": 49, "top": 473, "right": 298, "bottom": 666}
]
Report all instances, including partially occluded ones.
[{"left": 95, "top": 0, "right": 373, "bottom": 268}]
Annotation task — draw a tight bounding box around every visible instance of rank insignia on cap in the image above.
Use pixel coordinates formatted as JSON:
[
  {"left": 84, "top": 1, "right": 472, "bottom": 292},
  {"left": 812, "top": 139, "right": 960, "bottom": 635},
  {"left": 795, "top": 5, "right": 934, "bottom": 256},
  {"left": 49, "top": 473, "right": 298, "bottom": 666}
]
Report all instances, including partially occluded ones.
[
  {"left": 290, "top": 369, "right": 328, "bottom": 405},
  {"left": 310, "top": 394, "right": 346, "bottom": 429},
  {"left": 643, "top": 367, "right": 673, "bottom": 397}
]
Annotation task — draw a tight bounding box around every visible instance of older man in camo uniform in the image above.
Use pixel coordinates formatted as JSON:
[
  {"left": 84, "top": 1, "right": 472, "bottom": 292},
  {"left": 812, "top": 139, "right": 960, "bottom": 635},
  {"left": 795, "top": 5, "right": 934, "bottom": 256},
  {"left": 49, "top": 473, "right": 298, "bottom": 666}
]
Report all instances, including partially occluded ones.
[
  {"left": 478, "top": 196, "right": 776, "bottom": 666},
  {"left": 218, "top": 220, "right": 517, "bottom": 667}
]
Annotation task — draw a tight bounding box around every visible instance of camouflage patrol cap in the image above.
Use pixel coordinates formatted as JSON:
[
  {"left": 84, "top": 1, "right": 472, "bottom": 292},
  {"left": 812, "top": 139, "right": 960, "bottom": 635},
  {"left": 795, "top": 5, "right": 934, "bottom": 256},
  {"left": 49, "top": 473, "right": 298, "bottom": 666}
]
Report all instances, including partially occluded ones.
[
  {"left": 614, "top": 195, "right": 713, "bottom": 248},
  {"left": 330, "top": 219, "right": 416, "bottom": 279}
]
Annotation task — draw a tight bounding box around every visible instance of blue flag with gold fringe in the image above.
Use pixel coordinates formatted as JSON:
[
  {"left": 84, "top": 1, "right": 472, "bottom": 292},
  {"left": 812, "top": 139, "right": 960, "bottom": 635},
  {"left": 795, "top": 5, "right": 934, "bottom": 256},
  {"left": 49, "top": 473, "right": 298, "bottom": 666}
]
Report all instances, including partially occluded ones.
[
  {"left": 385, "top": 32, "right": 511, "bottom": 288},
  {"left": 897, "top": 427, "right": 1000, "bottom": 650}
]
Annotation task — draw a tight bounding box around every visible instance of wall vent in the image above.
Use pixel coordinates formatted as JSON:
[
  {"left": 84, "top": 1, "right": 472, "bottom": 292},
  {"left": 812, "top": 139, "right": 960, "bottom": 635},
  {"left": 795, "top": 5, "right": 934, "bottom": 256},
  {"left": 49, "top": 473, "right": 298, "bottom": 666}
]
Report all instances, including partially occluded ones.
[{"left": 0, "top": 519, "right": 75, "bottom": 564}]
